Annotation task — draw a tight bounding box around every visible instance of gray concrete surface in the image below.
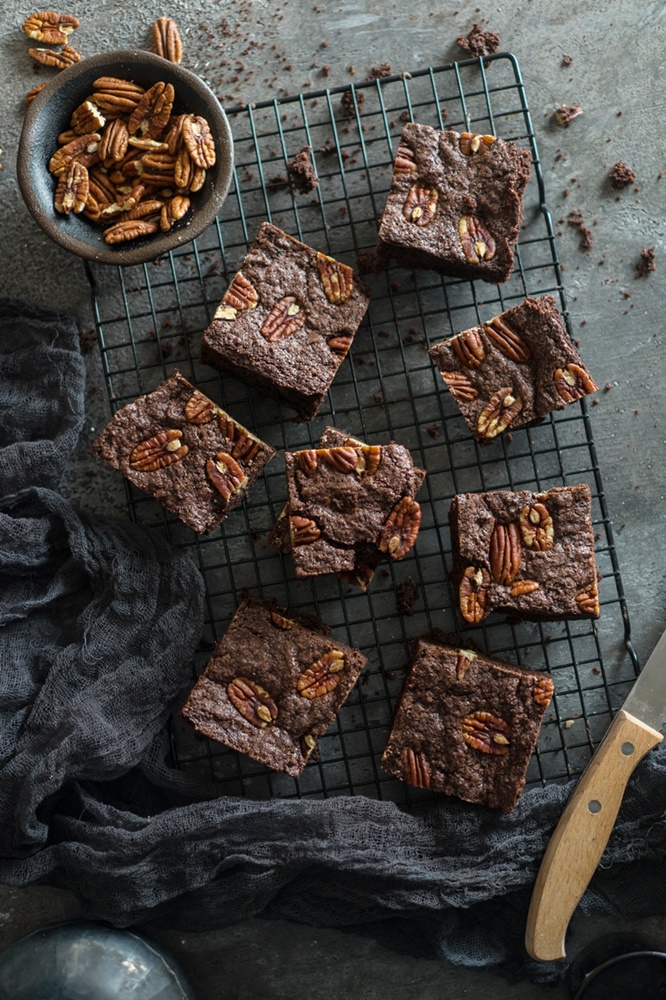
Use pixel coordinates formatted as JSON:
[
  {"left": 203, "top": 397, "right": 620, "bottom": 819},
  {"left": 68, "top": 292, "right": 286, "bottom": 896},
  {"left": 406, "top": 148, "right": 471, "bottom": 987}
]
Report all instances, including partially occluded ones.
[{"left": 1, "top": 1, "right": 665, "bottom": 997}]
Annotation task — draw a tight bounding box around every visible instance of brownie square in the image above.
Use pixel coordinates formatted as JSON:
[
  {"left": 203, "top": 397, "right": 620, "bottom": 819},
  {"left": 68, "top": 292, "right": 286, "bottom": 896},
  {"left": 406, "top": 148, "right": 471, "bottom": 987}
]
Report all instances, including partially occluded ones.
[
  {"left": 377, "top": 123, "right": 531, "bottom": 284},
  {"left": 450, "top": 485, "right": 600, "bottom": 623},
  {"left": 429, "top": 296, "right": 598, "bottom": 441},
  {"left": 200, "top": 222, "right": 371, "bottom": 421},
  {"left": 281, "top": 432, "right": 425, "bottom": 586},
  {"left": 181, "top": 597, "right": 367, "bottom": 776},
  {"left": 92, "top": 370, "right": 275, "bottom": 534},
  {"left": 382, "top": 635, "right": 554, "bottom": 811}
]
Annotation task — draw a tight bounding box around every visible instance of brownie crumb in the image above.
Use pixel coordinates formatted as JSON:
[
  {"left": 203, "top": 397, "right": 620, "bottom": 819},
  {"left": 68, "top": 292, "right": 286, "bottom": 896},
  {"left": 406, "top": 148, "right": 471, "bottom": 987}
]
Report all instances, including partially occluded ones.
[
  {"left": 399, "top": 109, "right": 411, "bottom": 122},
  {"left": 426, "top": 424, "right": 440, "bottom": 440},
  {"left": 368, "top": 62, "right": 392, "bottom": 79},
  {"left": 373, "top": 391, "right": 385, "bottom": 405},
  {"left": 562, "top": 54, "right": 573, "bottom": 66},
  {"left": 608, "top": 161, "right": 636, "bottom": 189},
  {"left": 79, "top": 328, "right": 96, "bottom": 354},
  {"left": 267, "top": 173, "right": 288, "bottom": 190},
  {"left": 356, "top": 247, "right": 388, "bottom": 274},
  {"left": 396, "top": 576, "right": 421, "bottom": 616},
  {"left": 555, "top": 104, "right": 583, "bottom": 126},
  {"left": 456, "top": 22, "right": 500, "bottom": 59},
  {"left": 341, "top": 89, "right": 364, "bottom": 118},
  {"left": 288, "top": 146, "right": 319, "bottom": 194},
  {"left": 568, "top": 209, "right": 594, "bottom": 251},
  {"left": 635, "top": 246, "right": 656, "bottom": 278}
]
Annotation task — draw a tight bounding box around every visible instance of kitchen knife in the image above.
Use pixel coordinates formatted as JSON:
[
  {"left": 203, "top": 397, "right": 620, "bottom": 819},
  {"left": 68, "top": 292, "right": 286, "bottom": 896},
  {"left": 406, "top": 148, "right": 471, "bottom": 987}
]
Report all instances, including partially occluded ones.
[{"left": 525, "top": 627, "right": 666, "bottom": 962}]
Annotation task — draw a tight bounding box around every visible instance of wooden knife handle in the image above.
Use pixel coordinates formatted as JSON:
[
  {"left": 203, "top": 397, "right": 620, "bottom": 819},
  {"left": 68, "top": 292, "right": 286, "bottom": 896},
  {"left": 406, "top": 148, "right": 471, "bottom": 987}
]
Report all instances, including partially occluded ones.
[{"left": 525, "top": 708, "right": 662, "bottom": 962}]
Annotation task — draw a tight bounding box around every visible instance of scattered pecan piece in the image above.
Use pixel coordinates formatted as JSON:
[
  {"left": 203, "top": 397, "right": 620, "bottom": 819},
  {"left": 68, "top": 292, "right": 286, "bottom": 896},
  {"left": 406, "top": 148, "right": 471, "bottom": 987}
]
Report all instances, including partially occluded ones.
[
  {"left": 297, "top": 450, "right": 318, "bottom": 477},
  {"left": 554, "top": 363, "right": 597, "bottom": 403},
  {"left": 184, "top": 390, "right": 217, "bottom": 424},
  {"left": 377, "top": 496, "right": 421, "bottom": 560},
  {"left": 54, "top": 159, "right": 88, "bottom": 215},
  {"left": 393, "top": 142, "right": 417, "bottom": 173},
  {"left": 290, "top": 515, "right": 321, "bottom": 545},
  {"left": 458, "top": 215, "right": 496, "bottom": 263},
  {"left": 205, "top": 451, "right": 247, "bottom": 500},
  {"left": 269, "top": 611, "right": 294, "bottom": 630},
  {"left": 510, "top": 580, "right": 540, "bottom": 596},
  {"left": 403, "top": 182, "right": 438, "bottom": 226},
  {"left": 25, "top": 82, "right": 48, "bottom": 106},
  {"left": 519, "top": 502, "right": 554, "bottom": 551},
  {"left": 459, "top": 132, "right": 496, "bottom": 156},
  {"left": 151, "top": 17, "right": 184, "bottom": 64},
  {"left": 28, "top": 43, "right": 80, "bottom": 69},
  {"left": 477, "top": 387, "right": 522, "bottom": 438},
  {"left": 70, "top": 100, "right": 105, "bottom": 135},
  {"left": 317, "top": 446, "right": 359, "bottom": 474},
  {"left": 462, "top": 711, "right": 510, "bottom": 756},
  {"left": 99, "top": 118, "right": 129, "bottom": 165},
  {"left": 576, "top": 582, "right": 600, "bottom": 616},
  {"left": 231, "top": 432, "right": 262, "bottom": 464},
  {"left": 400, "top": 747, "right": 432, "bottom": 788},
  {"left": 441, "top": 370, "right": 478, "bottom": 402},
  {"left": 327, "top": 335, "right": 353, "bottom": 358},
  {"left": 555, "top": 104, "right": 582, "bottom": 126},
  {"left": 456, "top": 649, "right": 477, "bottom": 681},
  {"left": 533, "top": 675, "right": 555, "bottom": 708},
  {"left": 160, "top": 194, "right": 190, "bottom": 231},
  {"left": 451, "top": 327, "right": 485, "bottom": 368},
  {"left": 223, "top": 272, "right": 259, "bottom": 311},
  {"left": 261, "top": 296, "right": 305, "bottom": 342},
  {"left": 104, "top": 219, "right": 159, "bottom": 243},
  {"left": 483, "top": 315, "right": 531, "bottom": 362},
  {"left": 23, "top": 11, "right": 79, "bottom": 44},
  {"left": 128, "top": 81, "right": 174, "bottom": 138},
  {"left": 214, "top": 304, "right": 237, "bottom": 321},
  {"left": 297, "top": 650, "right": 345, "bottom": 699},
  {"left": 459, "top": 566, "right": 490, "bottom": 623},
  {"left": 227, "top": 676, "right": 278, "bottom": 728},
  {"left": 489, "top": 522, "right": 522, "bottom": 585},
  {"left": 182, "top": 114, "right": 216, "bottom": 168},
  {"left": 316, "top": 252, "right": 355, "bottom": 303},
  {"left": 129, "top": 428, "right": 188, "bottom": 471},
  {"left": 300, "top": 733, "right": 317, "bottom": 758}
]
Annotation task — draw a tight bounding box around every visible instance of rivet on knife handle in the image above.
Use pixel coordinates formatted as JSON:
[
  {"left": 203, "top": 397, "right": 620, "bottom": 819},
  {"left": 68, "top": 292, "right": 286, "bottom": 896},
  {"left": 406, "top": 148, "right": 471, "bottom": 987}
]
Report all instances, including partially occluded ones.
[{"left": 525, "top": 708, "right": 662, "bottom": 962}]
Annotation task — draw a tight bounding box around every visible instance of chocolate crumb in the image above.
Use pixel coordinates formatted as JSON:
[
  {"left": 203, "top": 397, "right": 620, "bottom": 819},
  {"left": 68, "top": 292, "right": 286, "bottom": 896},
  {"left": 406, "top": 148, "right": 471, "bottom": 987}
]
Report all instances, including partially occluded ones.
[
  {"left": 426, "top": 424, "right": 440, "bottom": 440},
  {"left": 267, "top": 173, "right": 288, "bottom": 190},
  {"left": 567, "top": 209, "right": 593, "bottom": 251},
  {"left": 456, "top": 22, "right": 500, "bottom": 60},
  {"left": 396, "top": 577, "right": 421, "bottom": 616},
  {"left": 321, "top": 64, "right": 331, "bottom": 77},
  {"left": 608, "top": 161, "right": 636, "bottom": 189},
  {"left": 555, "top": 104, "right": 583, "bottom": 126},
  {"left": 355, "top": 247, "right": 388, "bottom": 274},
  {"left": 79, "top": 328, "right": 96, "bottom": 354},
  {"left": 373, "top": 391, "right": 385, "bottom": 405},
  {"left": 340, "top": 89, "right": 364, "bottom": 118},
  {"left": 288, "top": 146, "right": 319, "bottom": 194},
  {"left": 368, "top": 62, "right": 392, "bottom": 79},
  {"left": 562, "top": 54, "right": 573, "bottom": 66},
  {"left": 635, "top": 246, "right": 656, "bottom": 278}
]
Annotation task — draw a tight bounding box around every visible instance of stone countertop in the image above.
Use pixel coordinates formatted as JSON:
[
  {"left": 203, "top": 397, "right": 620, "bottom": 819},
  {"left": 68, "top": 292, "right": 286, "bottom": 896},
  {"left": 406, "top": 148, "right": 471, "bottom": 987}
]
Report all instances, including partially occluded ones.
[{"left": 1, "top": 1, "right": 664, "bottom": 997}]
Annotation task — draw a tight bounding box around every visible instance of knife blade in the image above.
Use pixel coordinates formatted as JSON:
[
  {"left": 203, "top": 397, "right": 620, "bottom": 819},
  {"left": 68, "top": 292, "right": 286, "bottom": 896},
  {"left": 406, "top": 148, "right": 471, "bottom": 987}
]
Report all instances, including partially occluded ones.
[{"left": 525, "top": 627, "right": 666, "bottom": 962}]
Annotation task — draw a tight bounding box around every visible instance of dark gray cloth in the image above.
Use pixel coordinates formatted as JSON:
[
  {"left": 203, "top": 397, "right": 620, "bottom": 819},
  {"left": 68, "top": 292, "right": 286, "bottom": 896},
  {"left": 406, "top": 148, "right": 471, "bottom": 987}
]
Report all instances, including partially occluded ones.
[{"left": 1, "top": 300, "right": 665, "bottom": 984}]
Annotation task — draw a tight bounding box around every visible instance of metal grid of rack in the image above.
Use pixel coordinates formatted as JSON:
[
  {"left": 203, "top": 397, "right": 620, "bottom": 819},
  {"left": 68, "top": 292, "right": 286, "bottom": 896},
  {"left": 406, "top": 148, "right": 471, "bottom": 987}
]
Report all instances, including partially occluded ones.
[{"left": 87, "top": 53, "right": 637, "bottom": 806}]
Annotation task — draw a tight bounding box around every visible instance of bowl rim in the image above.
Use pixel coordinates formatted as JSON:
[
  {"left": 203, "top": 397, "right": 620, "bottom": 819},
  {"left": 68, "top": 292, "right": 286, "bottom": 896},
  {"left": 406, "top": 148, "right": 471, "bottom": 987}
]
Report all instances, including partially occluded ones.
[{"left": 17, "top": 48, "right": 234, "bottom": 267}]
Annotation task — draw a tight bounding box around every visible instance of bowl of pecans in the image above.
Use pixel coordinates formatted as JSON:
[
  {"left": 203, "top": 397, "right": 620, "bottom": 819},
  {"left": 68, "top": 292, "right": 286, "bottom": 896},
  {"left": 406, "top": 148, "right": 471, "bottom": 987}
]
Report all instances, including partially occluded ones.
[{"left": 18, "top": 48, "right": 234, "bottom": 265}]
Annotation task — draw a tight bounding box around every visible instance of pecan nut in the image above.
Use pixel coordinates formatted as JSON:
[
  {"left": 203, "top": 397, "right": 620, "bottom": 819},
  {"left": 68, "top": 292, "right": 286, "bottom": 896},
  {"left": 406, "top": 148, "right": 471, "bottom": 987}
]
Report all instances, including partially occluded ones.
[
  {"left": 576, "top": 582, "right": 600, "bottom": 616},
  {"left": 459, "top": 131, "right": 496, "bottom": 155},
  {"left": 128, "top": 81, "right": 174, "bottom": 138},
  {"left": 183, "top": 114, "right": 216, "bottom": 169},
  {"left": 206, "top": 451, "right": 248, "bottom": 500},
  {"left": 441, "top": 370, "right": 478, "bottom": 402},
  {"left": 403, "top": 182, "right": 438, "bottom": 226},
  {"left": 130, "top": 428, "right": 188, "bottom": 471},
  {"left": 456, "top": 649, "right": 477, "bottom": 681},
  {"left": 184, "top": 390, "right": 217, "bottom": 424},
  {"left": 554, "top": 363, "right": 597, "bottom": 403},
  {"left": 519, "top": 502, "right": 554, "bottom": 551},
  {"left": 297, "top": 650, "right": 346, "bottom": 699},
  {"left": 400, "top": 747, "right": 432, "bottom": 789},
  {"left": 377, "top": 496, "right": 421, "bottom": 560},
  {"left": 533, "top": 675, "right": 555, "bottom": 708},
  {"left": 28, "top": 43, "right": 80, "bottom": 69},
  {"left": 356, "top": 444, "right": 382, "bottom": 476},
  {"left": 300, "top": 733, "right": 318, "bottom": 758},
  {"left": 316, "top": 253, "right": 355, "bottom": 303},
  {"left": 160, "top": 195, "right": 190, "bottom": 231},
  {"left": 23, "top": 11, "right": 79, "bottom": 44},
  {"left": 223, "top": 272, "right": 259, "bottom": 311},
  {"left": 104, "top": 219, "right": 159, "bottom": 244},
  {"left": 393, "top": 142, "right": 417, "bottom": 174},
  {"left": 510, "top": 580, "right": 540, "bottom": 596},
  {"left": 290, "top": 515, "right": 321, "bottom": 545},
  {"left": 450, "top": 327, "right": 485, "bottom": 368},
  {"left": 70, "top": 100, "right": 106, "bottom": 136},
  {"left": 476, "top": 387, "right": 523, "bottom": 439},
  {"left": 489, "top": 522, "right": 522, "bottom": 585},
  {"left": 93, "top": 77, "right": 146, "bottom": 116},
  {"left": 49, "top": 134, "right": 100, "bottom": 176},
  {"left": 269, "top": 611, "right": 294, "bottom": 630},
  {"left": 327, "top": 334, "right": 353, "bottom": 359},
  {"left": 151, "top": 17, "right": 184, "bottom": 64},
  {"left": 317, "top": 446, "right": 359, "bottom": 474},
  {"left": 25, "top": 83, "right": 48, "bottom": 106},
  {"left": 99, "top": 118, "right": 129, "bottom": 166},
  {"left": 296, "top": 450, "right": 318, "bottom": 477},
  {"left": 462, "top": 711, "right": 511, "bottom": 756},
  {"left": 54, "top": 159, "right": 88, "bottom": 215},
  {"left": 261, "top": 296, "right": 305, "bottom": 342},
  {"left": 227, "top": 676, "right": 278, "bottom": 728},
  {"left": 458, "top": 215, "right": 497, "bottom": 263},
  {"left": 225, "top": 432, "right": 257, "bottom": 465},
  {"left": 459, "top": 566, "right": 490, "bottom": 623},
  {"left": 483, "top": 315, "right": 532, "bottom": 362}
]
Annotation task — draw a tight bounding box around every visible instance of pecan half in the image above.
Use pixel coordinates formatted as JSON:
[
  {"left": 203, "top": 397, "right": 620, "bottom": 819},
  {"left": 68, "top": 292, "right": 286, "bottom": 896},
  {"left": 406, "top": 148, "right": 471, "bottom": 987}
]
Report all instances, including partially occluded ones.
[
  {"left": 356, "top": 444, "right": 382, "bottom": 476},
  {"left": 93, "top": 77, "right": 146, "bottom": 116},
  {"left": 377, "top": 496, "right": 421, "bottom": 560},
  {"left": 184, "top": 391, "right": 217, "bottom": 424},
  {"left": 231, "top": 432, "right": 262, "bottom": 464},
  {"left": 458, "top": 215, "right": 497, "bottom": 264},
  {"left": 160, "top": 195, "right": 190, "bottom": 231},
  {"left": 166, "top": 114, "right": 187, "bottom": 155},
  {"left": 316, "top": 253, "right": 355, "bottom": 303},
  {"left": 129, "top": 428, "right": 188, "bottom": 471},
  {"left": 297, "top": 650, "right": 345, "bottom": 699},
  {"left": 459, "top": 566, "right": 490, "bottom": 623},
  {"left": 393, "top": 142, "right": 417, "bottom": 173},
  {"left": 317, "top": 446, "right": 359, "bottom": 474},
  {"left": 183, "top": 114, "right": 216, "bottom": 168},
  {"left": 128, "top": 81, "right": 174, "bottom": 138},
  {"left": 462, "top": 711, "right": 511, "bottom": 756},
  {"left": 57, "top": 128, "right": 79, "bottom": 145},
  {"left": 290, "top": 515, "right": 321, "bottom": 545},
  {"left": 403, "top": 182, "right": 438, "bottom": 226},
  {"left": 456, "top": 649, "right": 477, "bottom": 681},
  {"left": 441, "top": 370, "right": 478, "bottom": 402},
  {"left": 223, "top": 272, "right": 259, "bottom": 311},
  {"left": 151, "top": 17, "right": 183, "bottom": 64},
  {"left": 510, "top": 580, "right": 540, "bottom": 596},
  {"left": 297, "top": 450, "right": 318, "bottom": 477},
  {"left": 28, "top": 43, "right": 80, "bottom": 69},
  {"left": 327, "top": 335, "right": 353, "bottom": 358},
  {"left": 227, "top": 676, "right": 278, "bottom": 728},
  {"left": 483, "top": 315, "right": 532, "bottom": 362},
  {"left": 23, "top": 11, "right": 79, "bottom": 44},
  {"left": 206, "top": 451, "right": 247, "bottom": 500},
  {"left": 489, "top": 522, "right": 522, "bottom": 585},
  {"left": 450, "top": 327, "right": 485, "bottom": 368},
  {"left": 576, "top": 582, "right": 600, "bottom": 616},
  {"left": 519, "top": 502, "right": 554, "bottom": 551},
  {"left": 554, "top": 363, "right": 597, "bottom": 403},
  {"left": 99, "top": 118, "right": 129, "bottom": 166},
  {"left": 54, "top": 159, "right": 88, "bottom": 215},
  {"left": 400, "top": 747, "right": 432, "bottom": 789},
  {"left": 261, "top": 296, "right": 305, "bottom": 342},
  {"left": 70, "top": 100, "right": 105, "bottom": 136},
  {"left": 174, "top": 146, "right": 205, "bottom": 191},
  {"left": 25, "top": 82, "right": 48, "bottom": 106},
  {"left": 533, "top": 675, "right": 555, "bottom": 708},
  {"left": 477, "top": 387, "right": 523, "bottom": 439},
  {"left": 269, "top": 611, "right": 294, "bottom": 630},
  {"left": 459, "top": 131, "right": 496, "bottom": 155},
  {"left": 49, "top": 134, "right": 100, "bottom": 176},
  {"left": 104, "top": 219, "right": 159, "bottom": 243}
]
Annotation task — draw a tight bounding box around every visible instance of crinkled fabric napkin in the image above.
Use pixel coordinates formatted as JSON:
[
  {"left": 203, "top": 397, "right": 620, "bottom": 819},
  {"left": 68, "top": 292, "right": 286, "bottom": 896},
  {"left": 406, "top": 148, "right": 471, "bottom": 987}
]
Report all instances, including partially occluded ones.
[{"left": 1, "top": 299, "right": 665, "bottom": 983}]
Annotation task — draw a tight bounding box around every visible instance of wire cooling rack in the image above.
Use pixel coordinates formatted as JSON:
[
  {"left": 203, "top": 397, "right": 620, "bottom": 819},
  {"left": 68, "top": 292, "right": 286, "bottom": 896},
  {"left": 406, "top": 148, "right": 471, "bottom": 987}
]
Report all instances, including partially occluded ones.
[{"left": 86, "top": 53, "right": 638, "bottom": 807}]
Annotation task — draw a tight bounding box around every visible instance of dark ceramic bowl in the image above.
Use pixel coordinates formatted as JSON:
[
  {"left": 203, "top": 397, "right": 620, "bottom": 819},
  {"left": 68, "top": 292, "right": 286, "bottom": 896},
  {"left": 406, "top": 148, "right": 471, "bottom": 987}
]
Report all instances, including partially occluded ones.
[{"left": 17, "top": 49, "right": 234, "bottom": 266}]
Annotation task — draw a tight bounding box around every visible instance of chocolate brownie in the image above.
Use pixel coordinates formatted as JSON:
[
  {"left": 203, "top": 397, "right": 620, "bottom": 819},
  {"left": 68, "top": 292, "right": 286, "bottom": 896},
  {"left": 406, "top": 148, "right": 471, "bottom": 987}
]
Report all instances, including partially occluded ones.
[
  {"left": 382, "top": 634, "right": 554, "bottom": 811},
  {"left": 181, "top": 596, "right": 367, "bottom": 776},
  {"left": 450, "top": 485, "right": 600, "bottom": 623},
  {"left": 428, "top": 296, "right": 598, "bottom": 441},
  {"left": 92, "top": 370, "right": 275, "bottom": 534},
  {"left": 377, "top": 123, "right": 531, "bottom": 284},
  {"left": 200, "top": 223, "right": 371, "bottom": 421},
  {"left": 282, "top": 433, "right": 425, "bottom": 585}
]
